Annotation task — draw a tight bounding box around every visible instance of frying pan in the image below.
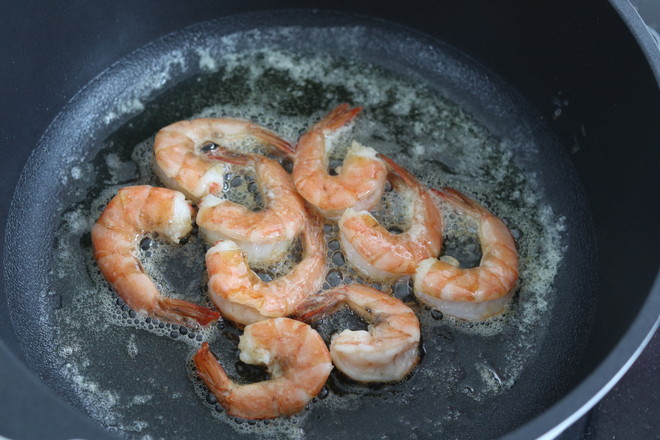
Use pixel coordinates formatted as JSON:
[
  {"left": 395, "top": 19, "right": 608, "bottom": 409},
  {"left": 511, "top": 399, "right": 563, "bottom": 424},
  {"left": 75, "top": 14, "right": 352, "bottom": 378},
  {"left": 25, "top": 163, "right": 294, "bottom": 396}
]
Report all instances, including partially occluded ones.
[{"left": 1, "top": 1, "right": 659, "bottom": 439}]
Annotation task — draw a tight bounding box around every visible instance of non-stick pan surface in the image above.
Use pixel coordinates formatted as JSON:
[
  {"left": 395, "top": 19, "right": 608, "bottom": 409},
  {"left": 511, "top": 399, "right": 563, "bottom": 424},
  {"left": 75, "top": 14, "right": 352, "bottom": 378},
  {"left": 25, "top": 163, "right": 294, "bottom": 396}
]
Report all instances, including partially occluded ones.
[{"left": 1, "top": 2, "right": 658, "bottom": 440}]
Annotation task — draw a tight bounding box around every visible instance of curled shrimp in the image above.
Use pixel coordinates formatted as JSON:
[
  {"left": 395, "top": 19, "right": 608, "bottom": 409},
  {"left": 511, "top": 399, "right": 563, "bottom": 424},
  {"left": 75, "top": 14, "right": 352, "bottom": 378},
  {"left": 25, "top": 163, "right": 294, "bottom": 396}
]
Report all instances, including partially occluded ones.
[
  {"left": 91, "top": 185, "right": 221, "bottom": 326},
  {"left": 296, "top": 284, "right": 420, "bottom": 382},
  {"left": 291, "top": 104, "right": 387, "bottom": 220},
  {"left": 193, "top": 318, "right": 333, "bottom": 419},
  {"left": 338, "top": 155, "right": 442, "bottom": 280},
  {"left": 205, "top": 209, "right": 327, "bottom": 326},
  {"left": 413, "top": 187, "right": 519, "bottom": 321},
  {"left": 196, "top": 148, "right": 306, "bottom": 263},
  {"left": 153, "top": 118, "right": 293, "bottom": 202}
]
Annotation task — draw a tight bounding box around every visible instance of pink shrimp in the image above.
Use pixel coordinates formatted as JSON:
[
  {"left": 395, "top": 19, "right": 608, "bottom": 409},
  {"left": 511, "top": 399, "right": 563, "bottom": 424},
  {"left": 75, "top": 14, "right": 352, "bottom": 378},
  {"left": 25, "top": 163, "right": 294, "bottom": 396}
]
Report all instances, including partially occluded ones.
[
  {"left": 91, "top": 185, "right": 220, "bottom": 326},
  {"left": 413, "top": 187, "right": 519, "bottom": 321},
  {"left": 291, "top": 104, "right": 387, "bottom": 220},
  {"left": 196, "top": 148, "right": 306, "bottom": 263},
  {"left": 338, "top": 154, "right": 443, "bottom": 280},
  {"left": 153, "top": 118, "right": 292, "bottom": 202},
  {"left": 205, "top": 209, "right": 327, "bottom": 326},
  {"left": 193, "top": 318, "right": 333, "bottom": 419},
  {"left": 296, "top": 284, "right": 420, "bottom": 382}
]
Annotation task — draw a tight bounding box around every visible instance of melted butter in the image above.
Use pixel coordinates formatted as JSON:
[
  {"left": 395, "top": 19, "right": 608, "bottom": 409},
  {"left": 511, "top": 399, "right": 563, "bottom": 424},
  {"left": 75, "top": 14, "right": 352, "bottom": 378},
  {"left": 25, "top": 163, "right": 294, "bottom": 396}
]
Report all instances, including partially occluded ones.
[{"left": 51, "top": 44, "right": 565, "bottom": 439}]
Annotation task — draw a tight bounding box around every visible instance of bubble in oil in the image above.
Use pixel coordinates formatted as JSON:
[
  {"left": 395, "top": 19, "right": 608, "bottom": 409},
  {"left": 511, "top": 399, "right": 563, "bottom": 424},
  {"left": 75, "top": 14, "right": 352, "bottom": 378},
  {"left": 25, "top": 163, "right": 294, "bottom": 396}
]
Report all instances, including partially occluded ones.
[{"left": 222, "top": 168, "right": 266, "bottom": 212}]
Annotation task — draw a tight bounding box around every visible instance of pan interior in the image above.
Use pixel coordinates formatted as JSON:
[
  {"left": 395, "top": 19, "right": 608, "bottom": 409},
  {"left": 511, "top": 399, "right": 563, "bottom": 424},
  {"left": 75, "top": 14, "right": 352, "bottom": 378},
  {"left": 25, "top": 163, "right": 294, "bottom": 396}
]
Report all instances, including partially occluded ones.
[{"left": 3, "top": 11, "right": 594, "bottom": 440}]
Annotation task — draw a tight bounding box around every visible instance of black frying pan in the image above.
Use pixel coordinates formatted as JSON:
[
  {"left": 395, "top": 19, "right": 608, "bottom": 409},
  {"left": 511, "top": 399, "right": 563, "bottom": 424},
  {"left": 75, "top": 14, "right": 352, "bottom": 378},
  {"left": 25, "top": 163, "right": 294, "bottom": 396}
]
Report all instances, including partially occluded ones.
[{"left": 1, "top": 1, "right": 658, "bottom": 440}]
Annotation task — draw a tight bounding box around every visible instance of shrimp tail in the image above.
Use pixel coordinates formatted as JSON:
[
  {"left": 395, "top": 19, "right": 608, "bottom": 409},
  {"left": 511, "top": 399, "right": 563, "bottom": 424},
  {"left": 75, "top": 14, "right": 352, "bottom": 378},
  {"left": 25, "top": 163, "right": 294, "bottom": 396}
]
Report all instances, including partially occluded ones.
[
  {"left": 249, "top": 126, "right": 295, "bottom": 156},
  {"left": 378, "top": 154, "right": 419, "bottom": 188},
  {"left": 293, "top": 290, "right": 346, "bottom": 323},
  {"left": 431, "top": 187, "right": 483, "bottom": 216},
  {"left": 193, "top": 342, "right": 233, "bottom": 403},
  {"left": 155, "top": 298, "right": 221, "bottom": 326},
  {"left": 207, "top": 147, "right": 252, "bottom": 165},
  {"left": 314, "top": 103, "right": 363, "bottom": 132}
]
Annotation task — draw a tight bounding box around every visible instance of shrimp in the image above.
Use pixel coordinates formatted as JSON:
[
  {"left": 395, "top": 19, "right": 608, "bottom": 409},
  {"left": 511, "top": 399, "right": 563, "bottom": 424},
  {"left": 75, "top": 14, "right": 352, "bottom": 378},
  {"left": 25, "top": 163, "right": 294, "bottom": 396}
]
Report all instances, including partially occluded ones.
[
  {"left": 196, "top": 148, "right": 306, "bottom": 263},
  {"left": 205, "top": 209, "right": 327, "bottom": 326},
  {"left": 91, "top": 185, "right": 221, "bottom": 326},
  {"left": 338, "top": 154, "right": 442, "bottom": 280},
  {"left": 413, "top": 187, "right": 519, "bottom": 321},
  {"left": 153, "top": 118, "right": 293, "bottom": 202},
  {"left": 296, "top": 284, "right": 420, "bottom": 382},
  {"left": 193, "top": 318, "right": 333, "bottom": 419},
  {"left": 291, "top": 104, "right": 387, "bottom": 220}
]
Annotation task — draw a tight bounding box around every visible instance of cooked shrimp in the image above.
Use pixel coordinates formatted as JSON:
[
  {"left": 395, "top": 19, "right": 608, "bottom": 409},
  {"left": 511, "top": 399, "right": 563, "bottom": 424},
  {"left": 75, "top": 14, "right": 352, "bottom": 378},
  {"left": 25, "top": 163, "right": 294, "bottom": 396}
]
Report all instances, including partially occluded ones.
[
  {"left": 153, "top": 118, "right": 293, "bottom": 202},
  {"left": 338, "top": 154, "right": 442, "bottom": 280},
  {"left": 205, "top": 209, "right": 327, "bottom": 326},
  {"left": 91, "top": 185, "right": 221, "bottom": 326},
  {"left": 193, "top": 318, "right": 333, "bottom": 419},
  {"left": 413, "top": 187, "right": 519, "bottom": 321},
  {"left": 291, "top": 104, "right": 387, "bottom": 220},
  {"left": 296, "top": 284, "right": 420, "bottom": 382},
  {"left": 196, "top": 148, "right": 306, "bottom": 263}
]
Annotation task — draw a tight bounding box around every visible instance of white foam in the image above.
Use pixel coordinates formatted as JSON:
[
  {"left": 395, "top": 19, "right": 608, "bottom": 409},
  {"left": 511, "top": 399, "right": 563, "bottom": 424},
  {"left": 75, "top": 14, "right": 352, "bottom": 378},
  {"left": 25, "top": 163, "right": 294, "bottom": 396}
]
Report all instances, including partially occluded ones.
[
  {"left": 196, "top": 47, "right": 218, "bottom": 71},
  {"left": 71, "top": 166, "right": 82, "bottom": 179},
  {"left": 101, "top": 49, "right": 187, "bottom": 126},
  {"left": 127, "top": 333, "right": 139, "bottom": 358}
]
